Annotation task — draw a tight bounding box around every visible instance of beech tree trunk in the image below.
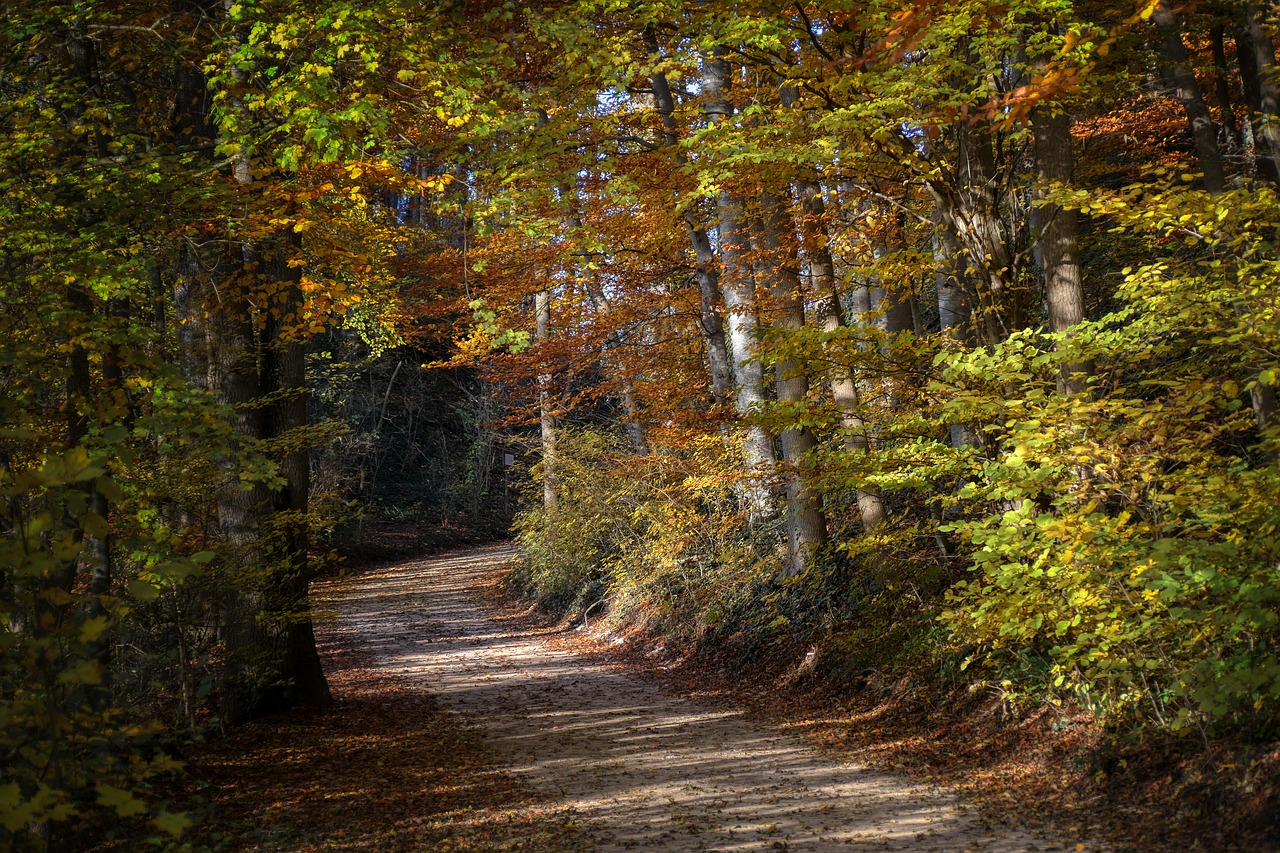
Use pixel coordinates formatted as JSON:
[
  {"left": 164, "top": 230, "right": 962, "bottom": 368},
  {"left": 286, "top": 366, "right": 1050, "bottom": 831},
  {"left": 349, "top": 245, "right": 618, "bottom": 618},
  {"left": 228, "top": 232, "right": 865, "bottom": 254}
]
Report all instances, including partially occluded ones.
[
  {"left": 798, "top": 180, "right": 888, "bottom": 531},
  {"left": 646, "top": 34, "right": 733, "bottom": 404},
  {"left": 1152, "top": 0, "right": 1227, "bottom": 194},
  {"left": 1210, "top": 23, "right": 1243, "bottom": 151},
  {"left": 926, "top": 124, "right": 1024, "bottom": 347},
  {"left": 209, "top": 264, "right": 277, "bottom": 723},
  {"left": 757, "top": 190, "right": 829, "bottom": 575},
  {"left": 536, "top": 289, "right": 558, "bottom": 512},
  {"left": 934, "top": 209, "right": 983, "bottom": 450},
  {"left": 212, "top": 21, "right": 331, "bottom": 718},
  {"left": 702, "top": 47, "right": 776, "bottom": 515},
  {"left": 1032, "top": 106, "right": 1090, "bottom": 395},
  {"left": 263, "top": 235, "right": 331, "bottom": 713},
  {"left": 1239, "top": 3, "right": 1280, "bottom": 184}
]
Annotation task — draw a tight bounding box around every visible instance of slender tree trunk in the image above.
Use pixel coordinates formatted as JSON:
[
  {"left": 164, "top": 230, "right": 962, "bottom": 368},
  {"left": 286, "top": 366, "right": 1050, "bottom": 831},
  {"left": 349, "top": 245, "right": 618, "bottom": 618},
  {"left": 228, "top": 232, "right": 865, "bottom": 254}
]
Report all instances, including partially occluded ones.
[
  {"left": 688, "top": 225, "right": 735, "bottom": 404},
  {"left": 646, "top": 33, "right": 733, "bottom": 403},
  {"left": 536, "top": 289, "right": 558, "bottom": 512},
  {"left": 757, "top": 190, "right": 829, "bottom": 574},
  {"left": 702, "top": 47, "right": 775, "bottom": 514},
  {"left": 934, "top": 209, "right": 983, "bottom": 450},
  {"left": 47, "top": 284, "right": 93, "bottom": 606},
  {"left": 1239, "top": 3, "right": 1280, "bottom": 183},
  {"left": 798, "top": 180, "right": 888, "bottom": 530},
  {"left": 263, "top": 235, "right": 331, "bottom": 712},
  {"left": 1152, "top": 0, "right": 1227, "bottom": 194},
  {"left": 1210, "top": 24, "right": 1243, "bottom": 150},
  {"left": 1032, "top": 106, "right": 1090, "bottom": 395}
]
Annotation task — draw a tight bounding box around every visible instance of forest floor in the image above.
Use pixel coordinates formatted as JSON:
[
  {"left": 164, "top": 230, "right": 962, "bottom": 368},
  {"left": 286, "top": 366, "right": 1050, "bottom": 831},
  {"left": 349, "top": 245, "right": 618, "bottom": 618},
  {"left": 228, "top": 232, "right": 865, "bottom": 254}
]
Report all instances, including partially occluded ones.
[
  {"left": 177, "top": 542, "right": 1279, "bottom": 851},
  {"left": 187, "top": 543, "right": 1098, "bottom": 851}
]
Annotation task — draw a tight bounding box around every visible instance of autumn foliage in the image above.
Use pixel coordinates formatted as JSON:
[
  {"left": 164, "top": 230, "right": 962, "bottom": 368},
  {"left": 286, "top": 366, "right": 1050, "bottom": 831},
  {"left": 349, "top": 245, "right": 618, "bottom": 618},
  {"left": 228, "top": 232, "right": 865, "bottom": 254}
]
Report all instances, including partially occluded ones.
[{"left": 3, "top": 0, "right": 1280, "bottom": 847}]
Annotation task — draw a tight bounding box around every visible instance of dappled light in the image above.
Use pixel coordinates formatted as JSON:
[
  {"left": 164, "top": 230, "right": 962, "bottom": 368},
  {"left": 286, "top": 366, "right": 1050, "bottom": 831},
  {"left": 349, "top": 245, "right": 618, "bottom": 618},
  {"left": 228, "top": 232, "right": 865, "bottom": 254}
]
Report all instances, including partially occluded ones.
[{"left": 309, "top": 545, "right": 1088, "bottom": 852}]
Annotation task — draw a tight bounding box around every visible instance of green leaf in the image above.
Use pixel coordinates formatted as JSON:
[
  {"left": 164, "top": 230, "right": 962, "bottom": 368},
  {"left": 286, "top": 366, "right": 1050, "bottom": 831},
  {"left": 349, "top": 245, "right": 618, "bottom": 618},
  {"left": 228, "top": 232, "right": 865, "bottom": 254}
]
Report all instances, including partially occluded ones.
[
  {"left": 127, "top": 578, "right": 161, "bottom": 603},
  {"left": 95, "top": 784, "right": 145, "bottom": 818},
  {"left": 0, "top": 782, "right": 32, "bottom": 831},
  {"left": 153, "top": 810, "right": 193, "bottom": 837}
]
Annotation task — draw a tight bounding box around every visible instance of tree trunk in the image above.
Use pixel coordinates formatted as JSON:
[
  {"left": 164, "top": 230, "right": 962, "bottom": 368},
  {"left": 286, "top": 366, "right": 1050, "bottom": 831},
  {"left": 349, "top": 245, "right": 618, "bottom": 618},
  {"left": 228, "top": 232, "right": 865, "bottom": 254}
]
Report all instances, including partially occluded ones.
[
  {"left": 798, "top": 180, "right": 888, "bottom": 530},
  {"left": 645, "top": 33, "right": 733, "bottom": 404},
  {"left": 1031, "top": 106, "right": 1090, "bottom": 395},
  {"left": 263, "top": 235, "right": 331, "bottom": 712},
  {"left": 934, "top": 209, "right": 983, "bottom": 450},
  {"left": 536, "top": 289, "right": 558, "bottom": 512},
  {"left": 927, "top": 124, "right": 1024, "bottom": 347},
  {"left": 1210, "top": 23, "right": 1243, "bottom": 151},
  {"left": 209, "top": 265, "right": 277, "bottom": 723},
  {"left": 702, "top": 47, "right": 775, "bottom": 515},
  {"left": 1239, "top": 3, "right": 1280, "bottom": 184},
  {"left": 757, "top": 190, "right": 829, "bottom": 575},
  {"left": 1152, "top": 0, "right": 1227, "bottom": 193},
  {"left": 213, "top": 26, "right": 330, "bottom": 717}
]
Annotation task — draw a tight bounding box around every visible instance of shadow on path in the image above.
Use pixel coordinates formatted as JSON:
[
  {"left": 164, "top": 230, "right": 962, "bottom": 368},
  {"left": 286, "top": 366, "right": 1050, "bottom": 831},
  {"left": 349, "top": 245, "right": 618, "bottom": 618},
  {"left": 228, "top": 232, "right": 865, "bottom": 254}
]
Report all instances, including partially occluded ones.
[{"left": 325, "top": 544, "right": 1092, "bottom": 852}]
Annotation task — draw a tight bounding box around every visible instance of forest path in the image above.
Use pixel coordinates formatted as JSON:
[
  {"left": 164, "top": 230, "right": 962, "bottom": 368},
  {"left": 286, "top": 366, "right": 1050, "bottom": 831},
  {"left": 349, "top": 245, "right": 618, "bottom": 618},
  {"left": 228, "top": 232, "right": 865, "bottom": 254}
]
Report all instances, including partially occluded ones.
[{"left": 324, "top": 543, "right": 1084, "bottom": 852}]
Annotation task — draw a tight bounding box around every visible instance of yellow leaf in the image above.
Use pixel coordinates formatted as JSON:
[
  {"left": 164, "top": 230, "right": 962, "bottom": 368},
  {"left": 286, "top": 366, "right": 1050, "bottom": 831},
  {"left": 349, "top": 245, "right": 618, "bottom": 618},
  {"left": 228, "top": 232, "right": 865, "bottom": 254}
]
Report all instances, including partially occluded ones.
[
  {"left": 0, "top": 782, "right": 32, "bottom": 831},
  {"left": 80, "top": 615, "right": 110, "bottom": 644},
  {"left": 153, "top": 810, "right": 193, "bottom": 837},
  {"left": 127, "top": 578, "right": 160, "bottom": 602},
  {"left": 95, "top": 784, "right": 146, "bottom": 818}
]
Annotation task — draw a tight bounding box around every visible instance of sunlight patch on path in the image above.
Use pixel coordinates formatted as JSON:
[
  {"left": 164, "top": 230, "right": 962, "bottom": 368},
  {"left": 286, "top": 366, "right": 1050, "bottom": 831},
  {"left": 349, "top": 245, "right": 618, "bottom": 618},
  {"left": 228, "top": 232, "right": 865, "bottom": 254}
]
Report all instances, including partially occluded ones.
[{"left": 327, "top": 544, "right": 1093, "bottom": 852}]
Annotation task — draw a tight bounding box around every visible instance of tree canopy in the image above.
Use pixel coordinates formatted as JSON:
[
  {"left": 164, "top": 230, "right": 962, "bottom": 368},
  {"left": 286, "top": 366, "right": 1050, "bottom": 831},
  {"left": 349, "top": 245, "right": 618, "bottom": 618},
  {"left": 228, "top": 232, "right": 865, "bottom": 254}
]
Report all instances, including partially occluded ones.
[{"left": 2, "top": 0, "right": 1279, "bottom": 846}]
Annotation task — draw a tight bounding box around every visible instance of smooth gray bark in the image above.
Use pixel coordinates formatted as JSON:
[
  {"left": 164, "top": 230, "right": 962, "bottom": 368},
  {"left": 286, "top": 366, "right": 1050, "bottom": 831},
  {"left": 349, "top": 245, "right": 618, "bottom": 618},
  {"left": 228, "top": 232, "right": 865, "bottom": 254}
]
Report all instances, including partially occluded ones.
[
  {"left": 758, "top": 190, "right": 829, "bottom": 575},
  {"left": 645, "top": 33, "right": 733, "bottom": 403},
  {"left": 799, "top": 180, "right": 888, "bottom": 531},
  {"left": 702, "top": 47, "right": 776, "bottom": 514},
  {"left": 536, "top": 289, "right": 558, "bottom": 512}
]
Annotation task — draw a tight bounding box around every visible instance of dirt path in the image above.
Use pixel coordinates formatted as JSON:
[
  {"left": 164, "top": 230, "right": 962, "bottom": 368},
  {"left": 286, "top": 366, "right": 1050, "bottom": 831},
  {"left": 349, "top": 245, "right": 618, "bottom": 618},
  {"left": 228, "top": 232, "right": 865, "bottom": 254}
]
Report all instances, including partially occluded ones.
[{"left": 326, "top": 544, "right": 1092, "bottom": 852}]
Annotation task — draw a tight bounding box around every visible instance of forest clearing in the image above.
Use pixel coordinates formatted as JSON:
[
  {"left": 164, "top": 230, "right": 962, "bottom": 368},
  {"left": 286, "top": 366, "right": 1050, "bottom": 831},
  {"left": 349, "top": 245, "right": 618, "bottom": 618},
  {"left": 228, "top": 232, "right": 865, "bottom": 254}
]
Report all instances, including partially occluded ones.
[{"left": 3, "top": 0, "right": 1280, "bottom": 850}]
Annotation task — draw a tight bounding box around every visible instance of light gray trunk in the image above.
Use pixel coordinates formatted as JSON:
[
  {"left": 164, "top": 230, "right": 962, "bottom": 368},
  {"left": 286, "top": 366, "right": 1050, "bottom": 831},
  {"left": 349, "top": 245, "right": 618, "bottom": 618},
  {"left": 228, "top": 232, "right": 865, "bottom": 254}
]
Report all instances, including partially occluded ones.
[
  {"left": 758, "top": 190, "right": 829, "bottom": 575},
  {"left": 536, "top": 289, "right": 558, "bottom": 512},
  {"left": 798, "top": 180, "right": 888, "bottom": 530},
  {"left": 646, "top": 32, "right": 732, "bottom": 403},
  {"left": 703, "top": 47, "right": 775, "bottom": 514}
]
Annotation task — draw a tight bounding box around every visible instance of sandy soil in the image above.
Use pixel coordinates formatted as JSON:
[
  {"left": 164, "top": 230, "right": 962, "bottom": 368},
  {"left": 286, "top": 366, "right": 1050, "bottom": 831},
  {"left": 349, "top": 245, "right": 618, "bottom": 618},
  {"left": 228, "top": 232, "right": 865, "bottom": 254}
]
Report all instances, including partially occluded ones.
[{"left": 324, "top": 543, "right": 1098, "bottom": 852}]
